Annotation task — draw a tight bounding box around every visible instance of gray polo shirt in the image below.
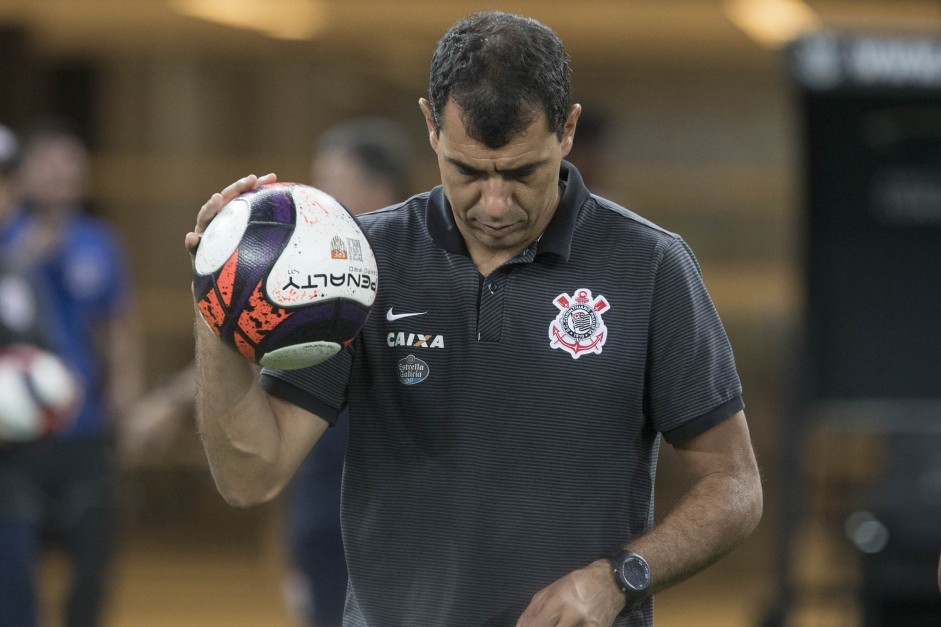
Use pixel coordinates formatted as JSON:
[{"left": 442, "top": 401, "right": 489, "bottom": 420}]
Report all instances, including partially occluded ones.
[{"left": 261, "top": 161, "right": 743, "bottom": 627}]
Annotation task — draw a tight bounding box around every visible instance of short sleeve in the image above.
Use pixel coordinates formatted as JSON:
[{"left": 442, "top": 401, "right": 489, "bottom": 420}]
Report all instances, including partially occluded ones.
[
  {"left": 646, "top": 237, "right": 743, "bottom": 442},
  {"left": 259, "top": 343, "right": 355, "bottom": 425}
]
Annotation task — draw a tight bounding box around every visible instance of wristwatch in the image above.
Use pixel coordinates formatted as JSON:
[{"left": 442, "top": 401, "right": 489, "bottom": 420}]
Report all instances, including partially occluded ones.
[{"left": 608, "top": 550, "right": 651, "bottom": 607}]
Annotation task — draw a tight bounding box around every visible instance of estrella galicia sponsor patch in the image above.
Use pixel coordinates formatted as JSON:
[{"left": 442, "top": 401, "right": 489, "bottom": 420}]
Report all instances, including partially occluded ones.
[
  {"left": 398, "top": 354, "right": 430, "bottom": 385},
  {"left": 548, "top": 288, "right": 610, "bottom": 359}
]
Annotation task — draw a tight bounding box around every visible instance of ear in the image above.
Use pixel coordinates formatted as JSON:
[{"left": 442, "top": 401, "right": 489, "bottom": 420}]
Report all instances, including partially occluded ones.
[
  {"left": 559, "top": 103, "right": 582, "bottom": 158},
  {"left": 418, "top": 98, "right": 439, "bottom": 151}
]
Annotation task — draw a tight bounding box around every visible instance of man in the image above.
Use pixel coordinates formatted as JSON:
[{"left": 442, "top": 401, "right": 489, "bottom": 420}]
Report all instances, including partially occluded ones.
[
  {"left": 187, "top": 12, "right": 762, "bottom": 627},
  {"left": 0, "top": 122, "right": 60, "bottom": 385},
  {"left": 0, "top": 119, "right": 143, "bottom": 627},
  {"left": 0, "top": 124, "right": 73, "bottom": 621}
]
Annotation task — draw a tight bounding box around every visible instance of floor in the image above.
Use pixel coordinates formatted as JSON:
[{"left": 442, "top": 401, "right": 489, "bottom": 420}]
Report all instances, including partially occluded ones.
[
  {"left": 39, "top": 426, "right": 904, "bottom": 627},
  {"left": 40, "top": 538, "right": 776, "bottom": 627},
  {"left": 36, "top": 459, "right": 782, "bottom": 627}
]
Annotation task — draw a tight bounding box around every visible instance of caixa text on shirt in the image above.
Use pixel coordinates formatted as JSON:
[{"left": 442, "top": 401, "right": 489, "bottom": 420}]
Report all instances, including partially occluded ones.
[
  {"left": 386, "top": 332, "right": 445, "bottom": 348},
  {"left": 281, "top": 271, "right": 377, "bottom": 292}
]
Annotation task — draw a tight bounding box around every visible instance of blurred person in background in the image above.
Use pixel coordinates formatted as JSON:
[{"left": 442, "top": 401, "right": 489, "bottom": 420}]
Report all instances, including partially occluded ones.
[
  {"left": 0, "top": 121, "right": 66, "bottom": 626},
  {"left": 0, "top": 122, "right": 78, "bottom": 622},
  {"left": 0, "top": 118, "right": 144, "bottom": 627},
  {"left": 187, "top": 12, "right": 762, "bottom": 627},
  {"left": 0, "top": 121, "right": 63, "bottom": 386},
  {"left": 563, "top": 107, "right": 613, "bottom": 198},
  {"left": 284, "top": 117, "right": 414, "bottom": 627},
  {"left": 850, "top": 432, "right": 941, "bottom": 626},
  {"left": 0, "top": 124, "right": 19, "bottom": 224}
]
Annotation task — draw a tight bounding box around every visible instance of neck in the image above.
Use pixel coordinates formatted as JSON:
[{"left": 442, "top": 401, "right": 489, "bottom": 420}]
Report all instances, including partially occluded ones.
[
  {"left": 472, "top": 253, "right": 514, "bottom": 278},
  {"left": 467, "top": 237, "right": 539, "bottom": 278}
]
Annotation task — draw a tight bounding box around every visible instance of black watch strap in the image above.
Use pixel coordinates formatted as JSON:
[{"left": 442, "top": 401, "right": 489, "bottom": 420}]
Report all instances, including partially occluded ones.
[{"left": 608, "top": 550, "right": 651, "bottom": 607}]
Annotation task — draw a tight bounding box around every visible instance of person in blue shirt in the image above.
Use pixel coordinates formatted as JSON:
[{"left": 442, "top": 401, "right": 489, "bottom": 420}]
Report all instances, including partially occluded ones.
[{"left": 0, "top": 119, "right": 144, "bottom": 627}]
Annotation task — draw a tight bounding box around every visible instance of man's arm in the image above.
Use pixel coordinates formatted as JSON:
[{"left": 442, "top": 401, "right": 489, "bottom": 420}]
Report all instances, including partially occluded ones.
[
  {"left": 188, "top": 174, "right": 330, "bottom": 507},
  {"left": 105, "top": 306, "right": 144, "bottom": 427},
  {"left": 194, "top": 318, "right": 328, "bottom": 506},
  {"left": 626, "top": 410, "right": 763, "bottom": 590},
  {"left": 517, "top": 410, "right": 762, "bottom": 626}
]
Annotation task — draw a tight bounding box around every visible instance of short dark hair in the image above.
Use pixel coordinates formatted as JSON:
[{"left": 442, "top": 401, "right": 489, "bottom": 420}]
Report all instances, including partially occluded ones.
[
  {"left": 21, "top": 117, "right": 87, "bottom": 158},
  {"left": 427, "top": 11, "right": 572, "bottom": 148}
]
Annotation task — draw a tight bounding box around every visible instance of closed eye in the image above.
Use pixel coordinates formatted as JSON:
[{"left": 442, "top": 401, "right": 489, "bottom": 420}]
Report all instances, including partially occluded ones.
[
  {"left": 507, "top": 168, "right": 536, "bottom": 180},
  {"left": 447, "top": 158, "right": 545, "bottom": 181},
  {"left": 456, "top": 164, "right": 482, "bottom": 177},
  {"left": 497, "top": 159, "right": 547, "bottom": 181}
]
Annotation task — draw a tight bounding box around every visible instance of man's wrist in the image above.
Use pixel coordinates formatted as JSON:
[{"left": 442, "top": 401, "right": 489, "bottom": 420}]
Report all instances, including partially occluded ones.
[
  {"left": 608, "top": 550, "right": 652, "bottom": 609},
  {"left": 588, "top": 559, "right": 628, "bottom": 616}
]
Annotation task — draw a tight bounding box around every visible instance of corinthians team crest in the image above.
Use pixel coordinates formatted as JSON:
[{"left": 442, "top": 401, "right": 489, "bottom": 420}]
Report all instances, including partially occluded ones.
[{"left": 549, "top": 288, "right": 610, "bottom": 359}]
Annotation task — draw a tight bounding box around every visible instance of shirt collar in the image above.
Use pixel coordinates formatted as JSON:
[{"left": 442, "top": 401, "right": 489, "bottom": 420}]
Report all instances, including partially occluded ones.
[{"left": 425, "top": 160, "right": 589, "bottom": 262}]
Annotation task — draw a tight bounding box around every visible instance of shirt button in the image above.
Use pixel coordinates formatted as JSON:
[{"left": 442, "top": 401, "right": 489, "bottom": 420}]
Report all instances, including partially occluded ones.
[{"left": 488, "top": 283, "right": 498, "bottom": 294}]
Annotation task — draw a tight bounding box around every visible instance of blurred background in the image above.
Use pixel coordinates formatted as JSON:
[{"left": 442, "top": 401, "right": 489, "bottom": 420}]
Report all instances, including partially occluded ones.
[{"left": 0, "top": 1, "right": 939, "bottom": 626}]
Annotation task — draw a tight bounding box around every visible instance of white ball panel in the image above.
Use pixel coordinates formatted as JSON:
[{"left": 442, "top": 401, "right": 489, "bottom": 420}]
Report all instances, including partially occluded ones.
[
  {"left": 29, "top": 352, "right": 79, "bottom": 409},
  {"left": 266, "top": 187, "right": 378, "bottom": 308},
  {"left": 194, "top": 197, "right": 251, "bottom": 275},
  {"left": 259, "top": 341, "right": 342, "bottom": 370},
  {"left": 0, "top": 363, "right": 42, "bottom": 441}
]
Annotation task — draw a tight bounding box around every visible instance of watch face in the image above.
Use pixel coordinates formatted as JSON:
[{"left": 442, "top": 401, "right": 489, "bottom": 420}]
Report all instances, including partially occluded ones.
[{"left": 618, "top": 555, "right": 651, "bottom": 592}]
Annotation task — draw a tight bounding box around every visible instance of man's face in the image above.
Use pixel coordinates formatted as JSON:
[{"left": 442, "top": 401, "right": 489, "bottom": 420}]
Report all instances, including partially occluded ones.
[{"left": 420, "top": 98, "right": 580, "bottom": 269}]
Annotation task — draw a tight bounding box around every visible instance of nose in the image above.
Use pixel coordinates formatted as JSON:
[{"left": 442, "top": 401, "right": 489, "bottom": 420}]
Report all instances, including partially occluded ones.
[{"left": 478, "top": 176, "right": 513, "bottom": 220}]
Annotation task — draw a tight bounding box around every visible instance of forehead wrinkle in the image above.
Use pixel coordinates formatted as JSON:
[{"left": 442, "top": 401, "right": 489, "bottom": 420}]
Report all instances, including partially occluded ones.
[{"left": 493, "top": 158, "right": 548, "bottom": 174}]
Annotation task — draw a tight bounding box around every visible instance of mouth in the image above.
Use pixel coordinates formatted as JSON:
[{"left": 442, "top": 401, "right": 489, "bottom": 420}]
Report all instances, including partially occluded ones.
[{"left": 478, "top": 222, "right": 516, "bottom": 238}]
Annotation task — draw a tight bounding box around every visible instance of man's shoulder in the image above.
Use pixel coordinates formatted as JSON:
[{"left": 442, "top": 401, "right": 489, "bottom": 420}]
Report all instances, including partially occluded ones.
[
  {"left": 579, "top": 194, "right": 681, "bottom": 250},
  {"left": 356, "top": 192, "right": 431, "bottom": 243}
]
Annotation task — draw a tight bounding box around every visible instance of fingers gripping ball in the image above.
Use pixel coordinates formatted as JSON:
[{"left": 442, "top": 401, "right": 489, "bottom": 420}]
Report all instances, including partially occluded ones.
[
  {"left": 193, "top": 183, "right": 378, "bottom": 370},
  {"left": 0, "top": 344, "right": 82, "bottom": 442}
]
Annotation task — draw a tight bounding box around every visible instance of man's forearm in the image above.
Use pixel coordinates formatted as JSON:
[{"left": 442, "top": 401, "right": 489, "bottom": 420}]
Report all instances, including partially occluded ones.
[
  {"left": 517, "top": 462, "right": 762, "bottom": 626},
  {"left": 629, "top": 466, "right": 763, "bottom": 594},
  {"left": 106, "top": 309, "right": 144, "bottom": 421},
  {"left": 194, "top": 316, "right": 288, "bottom": 506}
]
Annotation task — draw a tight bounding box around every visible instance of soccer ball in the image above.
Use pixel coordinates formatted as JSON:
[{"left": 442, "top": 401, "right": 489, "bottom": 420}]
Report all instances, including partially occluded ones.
[
  {"left": 193, "top": 182, "right": 378, "bottom": 370},
  {"left": 0, "top": 343, "right": 81, "bottom": 442}
]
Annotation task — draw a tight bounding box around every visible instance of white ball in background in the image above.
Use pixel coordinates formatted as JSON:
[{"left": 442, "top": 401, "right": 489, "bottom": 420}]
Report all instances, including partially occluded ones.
[
  {"left": 0, "top": 345, "right": 81, "bottom": 442},
  {"left": 0, "top": 359, "right": 43, "bottom": 441}
]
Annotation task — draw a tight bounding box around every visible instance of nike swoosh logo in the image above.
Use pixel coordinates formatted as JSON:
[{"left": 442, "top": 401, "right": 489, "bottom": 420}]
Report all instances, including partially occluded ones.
[{"left": 386, "top": 308, "right": 427, "bottom": 322}]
